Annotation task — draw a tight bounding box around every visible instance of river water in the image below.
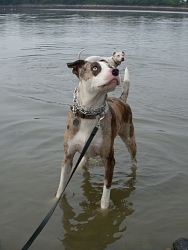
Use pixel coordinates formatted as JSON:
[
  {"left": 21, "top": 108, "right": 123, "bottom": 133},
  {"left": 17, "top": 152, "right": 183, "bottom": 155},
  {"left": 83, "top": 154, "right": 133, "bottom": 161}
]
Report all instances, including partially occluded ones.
[{"left": 0, "top": 7, "right": 188, "bottom": 250}]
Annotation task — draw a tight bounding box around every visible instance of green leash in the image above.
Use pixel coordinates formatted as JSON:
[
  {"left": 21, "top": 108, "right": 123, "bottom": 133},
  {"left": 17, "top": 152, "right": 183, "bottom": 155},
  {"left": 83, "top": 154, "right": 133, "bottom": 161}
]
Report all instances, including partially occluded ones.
[{"left": 21, "top": 118, "right": 102, "bottom": 250}]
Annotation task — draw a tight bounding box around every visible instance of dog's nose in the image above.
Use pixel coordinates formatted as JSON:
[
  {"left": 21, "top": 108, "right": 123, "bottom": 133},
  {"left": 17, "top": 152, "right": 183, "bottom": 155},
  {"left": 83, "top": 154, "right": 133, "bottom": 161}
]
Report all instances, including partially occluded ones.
[{"left": 112, "top": 68, "right": 119, "bottom": 76}]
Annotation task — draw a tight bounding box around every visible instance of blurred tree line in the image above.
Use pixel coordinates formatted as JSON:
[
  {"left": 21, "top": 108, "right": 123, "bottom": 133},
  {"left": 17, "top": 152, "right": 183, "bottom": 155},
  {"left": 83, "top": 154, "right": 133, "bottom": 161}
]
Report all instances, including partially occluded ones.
[{"left": 0, "top": 0, "right": 187, "bottom": 6}]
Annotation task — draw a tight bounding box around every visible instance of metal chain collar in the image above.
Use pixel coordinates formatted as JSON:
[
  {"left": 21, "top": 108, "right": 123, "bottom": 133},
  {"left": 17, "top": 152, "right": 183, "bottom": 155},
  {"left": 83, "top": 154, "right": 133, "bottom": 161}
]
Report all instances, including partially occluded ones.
[{"left": 72, "top": 87, "right": 107, "bottom": 116}]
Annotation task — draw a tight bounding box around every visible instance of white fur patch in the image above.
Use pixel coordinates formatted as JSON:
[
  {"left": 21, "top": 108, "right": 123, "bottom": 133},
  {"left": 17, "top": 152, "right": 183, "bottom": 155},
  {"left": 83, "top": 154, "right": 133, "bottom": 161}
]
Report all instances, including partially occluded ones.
[
  {"left": 68, "top": 119, "right": 103, "bottom": 158},
  {"left": 101, "top": 185, "right": 111, "bottom": 209}
]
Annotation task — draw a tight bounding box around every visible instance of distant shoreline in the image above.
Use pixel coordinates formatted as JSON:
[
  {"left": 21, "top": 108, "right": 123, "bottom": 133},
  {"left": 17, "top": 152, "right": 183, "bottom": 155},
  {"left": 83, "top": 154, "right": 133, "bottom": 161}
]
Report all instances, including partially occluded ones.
[{"left": 1, "top": 4, "right": 188, "bottom": 12}]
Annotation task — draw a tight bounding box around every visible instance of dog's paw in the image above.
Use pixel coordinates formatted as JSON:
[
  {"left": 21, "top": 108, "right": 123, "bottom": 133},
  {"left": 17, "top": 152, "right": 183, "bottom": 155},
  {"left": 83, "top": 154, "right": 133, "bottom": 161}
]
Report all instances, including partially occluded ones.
[
  {"left": 101, "top": 199, "right": 110, "bottom": 210},
  {"left": 55, "top": 192, "right": 60, "bottom": 199},
  {"left": 101, "top": 186, "right": 111, "bottom": 209},
  {"left": 131, "top": 160, "right": 138, "bottom": 170}
]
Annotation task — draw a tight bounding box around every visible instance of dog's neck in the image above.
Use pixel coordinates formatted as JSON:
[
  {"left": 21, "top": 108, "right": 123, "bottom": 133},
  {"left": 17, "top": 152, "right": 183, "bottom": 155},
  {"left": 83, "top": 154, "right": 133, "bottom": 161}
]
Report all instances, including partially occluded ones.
[
  {"left": 72, "top": 86, "right": 107, "bottom": 117},
  {"left": 112, "top": 57, "right": 120, "bottom": 66},
  {"left": 78, "top": 83, "right": 107, "bottom": 107}
]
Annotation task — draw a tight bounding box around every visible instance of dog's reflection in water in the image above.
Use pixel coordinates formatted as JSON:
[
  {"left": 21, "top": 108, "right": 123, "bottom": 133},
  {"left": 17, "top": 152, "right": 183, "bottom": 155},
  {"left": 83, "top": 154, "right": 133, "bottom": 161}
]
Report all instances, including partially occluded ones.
[{"left": 58, "top": 167, "right": 136, "bottom": 249}]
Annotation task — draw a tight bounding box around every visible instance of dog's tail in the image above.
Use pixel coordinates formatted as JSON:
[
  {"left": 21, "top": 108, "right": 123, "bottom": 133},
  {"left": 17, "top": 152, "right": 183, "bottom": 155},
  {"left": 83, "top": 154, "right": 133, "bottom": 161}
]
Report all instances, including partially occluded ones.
[
  {"left": 119, "top": 67, "right": 130, "bottom": 102},
  {"left": 78, "top": 49, "right": 86, "bottom": 60}
]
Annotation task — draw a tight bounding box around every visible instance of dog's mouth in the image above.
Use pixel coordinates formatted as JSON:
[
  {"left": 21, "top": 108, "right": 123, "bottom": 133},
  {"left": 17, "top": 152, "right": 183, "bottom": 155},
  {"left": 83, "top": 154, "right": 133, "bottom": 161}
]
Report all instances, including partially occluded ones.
[{"left": 98, "top": 79, "right": 119, "bottom": 89}]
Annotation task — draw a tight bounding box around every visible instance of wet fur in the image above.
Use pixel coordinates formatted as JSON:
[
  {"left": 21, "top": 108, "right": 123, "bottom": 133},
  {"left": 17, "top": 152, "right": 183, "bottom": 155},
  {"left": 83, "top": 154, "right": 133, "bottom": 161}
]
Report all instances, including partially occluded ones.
[{"left": 56, "top": 60, "right": 137, "bottom": 209}]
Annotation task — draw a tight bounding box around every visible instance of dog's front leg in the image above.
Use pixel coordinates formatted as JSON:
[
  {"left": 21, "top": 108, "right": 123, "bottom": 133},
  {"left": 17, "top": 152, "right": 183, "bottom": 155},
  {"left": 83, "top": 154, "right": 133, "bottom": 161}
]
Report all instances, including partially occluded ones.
[
  {"left": 101, "top": 153, "right": 115, "bottom": 209},
  {"left": 56, "top": 154, "right": 73, "bottom": 198}
]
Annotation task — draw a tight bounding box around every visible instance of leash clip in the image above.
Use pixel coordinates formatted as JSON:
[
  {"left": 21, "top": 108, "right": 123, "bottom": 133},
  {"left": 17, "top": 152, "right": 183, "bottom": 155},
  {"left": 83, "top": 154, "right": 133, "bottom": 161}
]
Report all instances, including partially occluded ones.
[{"left": 96, "top": 114, "right": 105, "bottom": 128}]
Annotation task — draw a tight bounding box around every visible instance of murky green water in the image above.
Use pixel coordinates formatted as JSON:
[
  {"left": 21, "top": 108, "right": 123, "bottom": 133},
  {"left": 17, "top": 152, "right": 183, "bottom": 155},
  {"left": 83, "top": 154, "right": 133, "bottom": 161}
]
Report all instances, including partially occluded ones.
[{"left": 0, "top": 7, "right": 188, "bottom": 250}]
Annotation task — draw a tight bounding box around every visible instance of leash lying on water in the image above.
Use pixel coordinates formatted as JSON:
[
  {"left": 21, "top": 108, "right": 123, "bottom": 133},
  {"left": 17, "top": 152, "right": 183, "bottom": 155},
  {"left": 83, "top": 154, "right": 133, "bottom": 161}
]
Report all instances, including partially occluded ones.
[{"left": 21, "top": 115, "right": 104, "bottom": 250}]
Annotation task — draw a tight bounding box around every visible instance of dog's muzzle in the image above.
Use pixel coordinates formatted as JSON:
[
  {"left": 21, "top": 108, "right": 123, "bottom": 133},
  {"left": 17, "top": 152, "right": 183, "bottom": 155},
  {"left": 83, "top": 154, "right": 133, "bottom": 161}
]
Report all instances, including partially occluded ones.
[{"left": 112, "top": 68, "right": 119, "bottom": 76}]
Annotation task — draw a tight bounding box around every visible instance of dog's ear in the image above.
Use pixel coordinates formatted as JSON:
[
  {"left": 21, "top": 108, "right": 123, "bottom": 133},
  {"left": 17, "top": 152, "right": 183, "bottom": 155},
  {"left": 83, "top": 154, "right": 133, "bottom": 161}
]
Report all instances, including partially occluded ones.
[
  {"left": 113, "top": 52, "right": 116, "bottom": 56},
  {"left": 67, "top": 60, "right": 86, "bottom": 77},
  {"left": 122, "top": 51, "right": 125, "bottom": 55}
]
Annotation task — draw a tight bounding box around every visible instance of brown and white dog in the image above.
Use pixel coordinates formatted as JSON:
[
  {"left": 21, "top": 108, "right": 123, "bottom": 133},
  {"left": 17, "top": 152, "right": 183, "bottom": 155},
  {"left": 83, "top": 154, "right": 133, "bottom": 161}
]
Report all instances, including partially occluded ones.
[
  {"left": 78, "top": 49, "right": 125, "bottom": 68},
  {"left": 56, "top": 59, "right": 137, "bottom": 209}
]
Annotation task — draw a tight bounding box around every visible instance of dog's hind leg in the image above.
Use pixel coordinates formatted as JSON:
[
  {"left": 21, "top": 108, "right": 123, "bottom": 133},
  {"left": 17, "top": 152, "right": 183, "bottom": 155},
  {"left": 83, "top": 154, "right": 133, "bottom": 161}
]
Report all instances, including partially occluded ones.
[
  {"left": 101, "top": 185, "right": 111, "bottom": 209},
  {"left": 77, "top": 156, "right": 89, "bottom": 170},
  {"left": 100, "top": 151, "right": 115, "bottom": 209},
  {"left": 119, "top": 131, "right": 137, "bottom": 169}
]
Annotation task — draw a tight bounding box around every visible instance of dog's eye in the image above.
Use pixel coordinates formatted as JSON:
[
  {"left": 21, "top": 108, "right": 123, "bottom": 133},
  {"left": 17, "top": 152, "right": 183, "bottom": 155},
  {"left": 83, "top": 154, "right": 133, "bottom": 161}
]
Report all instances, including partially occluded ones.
[{"left": 92, "top": 66, "right": 98, "bottom": 71}]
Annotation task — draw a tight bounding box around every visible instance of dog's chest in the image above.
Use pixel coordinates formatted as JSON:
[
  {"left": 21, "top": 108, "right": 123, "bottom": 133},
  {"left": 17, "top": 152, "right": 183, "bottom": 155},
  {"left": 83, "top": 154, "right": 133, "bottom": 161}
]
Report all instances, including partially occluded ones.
[{"left": 68, "top": 119, "right": 103, "bottom": 157}]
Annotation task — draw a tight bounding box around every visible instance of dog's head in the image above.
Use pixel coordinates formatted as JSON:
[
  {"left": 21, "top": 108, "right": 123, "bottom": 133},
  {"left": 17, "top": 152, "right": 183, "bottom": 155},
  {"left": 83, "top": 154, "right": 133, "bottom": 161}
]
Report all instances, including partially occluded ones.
[
  {"left": 112, "top": 51, "right": 125, "bottom": 63},
  {"left": 67, "top": 60, "right": 120, "bottom": 93}
]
